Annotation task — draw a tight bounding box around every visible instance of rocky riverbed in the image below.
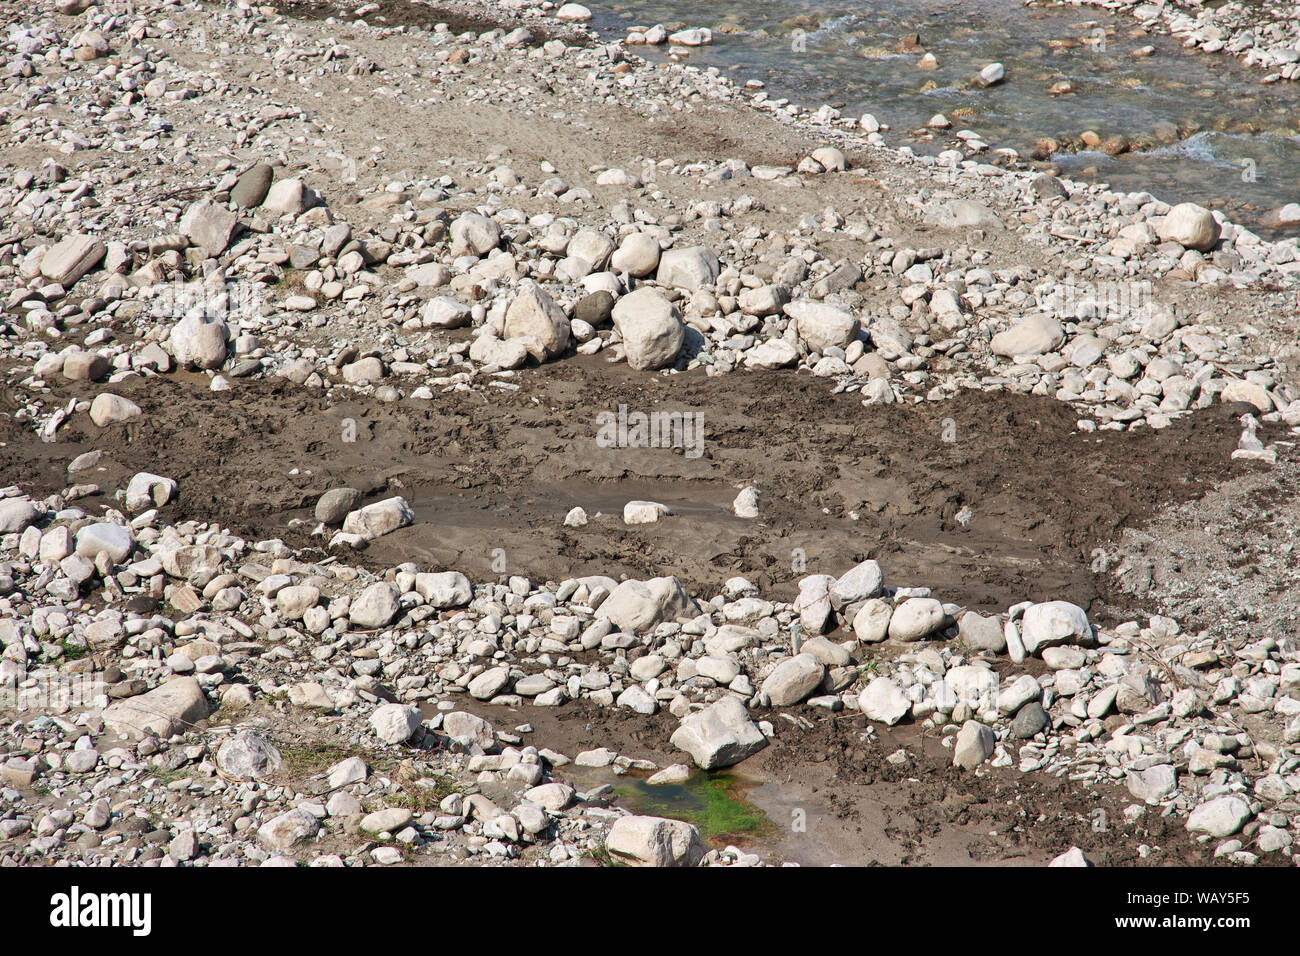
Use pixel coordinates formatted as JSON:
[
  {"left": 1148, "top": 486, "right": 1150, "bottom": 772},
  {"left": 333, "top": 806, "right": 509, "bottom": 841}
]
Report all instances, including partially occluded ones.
[{"left": 1, "top": 0, "right": 1299, "bottom": 868}]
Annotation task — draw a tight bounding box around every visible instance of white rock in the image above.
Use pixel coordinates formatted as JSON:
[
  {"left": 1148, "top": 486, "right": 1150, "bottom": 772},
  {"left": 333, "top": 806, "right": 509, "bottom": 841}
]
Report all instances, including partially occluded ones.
[
  {"left": 1186, "top": 795, "right": 1251, "bottom": 838},
  {"left": 784, "top": 300, "right": 858, "bottom": 353},
  {"left": 670, "top": 695, "right": 768, "bottom": 768},
  {"left": 89, "top": 393, "right": 141, "bottom": 427},
  {"left": 503, "top": 281, "right": 571, "bottom": 360},
  {"left": 612, "top": 287, "right": 685, "bottom": 370},
  {"left": 349, "top": 582, "right": 400, "bottom": 628},
  {"left": 656, "top": 246, "right": 719, "bottom": 291},
  {"left": 1019, "top": 601, "right": 1091, "bottom": 654},
  {"left": 761, "top": 653, "right": 825, "bottom": 706},
  {"left": 600, "top": 577, "right": 697, "bottom": 632},
  {"left": 103, "top": 676, "right": 208, "bottom": 738},
  {"left": 887, "top": 597, "right": 947, "bottom": 642},
  {"left": 341, "top": 496, "right": 413, "bottom": 540},
  {"left": 605, "top": 815, "right": 704, "bottom": 867},
  {"left": 125, "top": 473, "right": 176, "bottom": 511},
  {"left": 953, "top": 720, "right": 995, "bottom": 769},
  {"left": 858, "top": 677, "right": 910, "bottom": 725},
  {"left": 369, "top": 703, "right": 422, "bottom": 744},
  {"left": 1157, "top": 203, "right": 1221, "bottom": 252}
]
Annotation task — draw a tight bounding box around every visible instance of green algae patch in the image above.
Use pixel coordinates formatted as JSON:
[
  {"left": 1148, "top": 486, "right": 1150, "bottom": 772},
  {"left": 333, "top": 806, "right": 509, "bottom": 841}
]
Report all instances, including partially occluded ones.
[{"left": 613, "top": 772, "right": 774, "bottom": 845}]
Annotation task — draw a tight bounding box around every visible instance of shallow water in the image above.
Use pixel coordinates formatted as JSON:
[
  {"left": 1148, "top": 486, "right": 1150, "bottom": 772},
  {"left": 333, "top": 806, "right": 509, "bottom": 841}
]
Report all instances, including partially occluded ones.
[{"left": 588, "top": 0, "right": 1300, "bottom": 237}]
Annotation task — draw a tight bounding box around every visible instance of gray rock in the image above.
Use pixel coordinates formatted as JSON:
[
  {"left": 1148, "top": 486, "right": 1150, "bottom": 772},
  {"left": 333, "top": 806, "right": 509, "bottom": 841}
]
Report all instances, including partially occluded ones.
[
  {"left": 1127, "top": 764, "right": 1177, "bottom": 803},
  {"left": 40, "top": 235, "right": 106, "bottom": 286},
  {"left": 1186, "top": 795, "right": 1251, "bottom": 838},
  {"left": 953, "top": 719, "right": 996, "bottom": 769},
  {"left": 315, "top": 488, "right": 363, "bottom": 524},
  {"left": 0, "top": 498, "right": 39, "bottom": 534},
  {"left": 958, "top": 611, "right": 1006, "bottom": 653},
  {"left": 257, "top": 807, "right": 320, "bottom": 851},
  {"left": 1010, "top": 701, "right": 1049, "bottom": 738},
  {"left": 103, "top": 676, "right": 209, "bottom": 738},
  {"left": 216, "top": 731, "right": 282, "bottom": 780},
  {"left": 180, "top": 199, "right": 238, "bottom": 257},
  {"left": 231, "top": 162, "right": 273, "bottom": 209}
]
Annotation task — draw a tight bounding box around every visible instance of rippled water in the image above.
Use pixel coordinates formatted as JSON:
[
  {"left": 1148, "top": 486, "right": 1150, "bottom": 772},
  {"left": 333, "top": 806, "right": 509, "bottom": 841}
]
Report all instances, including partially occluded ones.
[{"left": 587, "top": 0, "right": 1300, "bottom": 237}]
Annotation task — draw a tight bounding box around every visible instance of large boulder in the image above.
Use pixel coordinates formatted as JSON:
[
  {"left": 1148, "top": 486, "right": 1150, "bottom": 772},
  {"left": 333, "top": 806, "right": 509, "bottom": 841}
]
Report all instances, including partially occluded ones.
[
  {"left": 40, "top": 235, "right": 106, "bottom": 286},
  {"left": 611, "top": 287, "right": 684, "bottom": 370},
  {"left": 103, "top": 676, "right": 209, "bottom": 738},
  {"left": 1157, "top": 203, "right": 1220, "bottom": 252},
  {"left": 991, "top": 315, "right": 1064, "bottom": 358},
  {"left": 369, "top": 703, "right": 422, "bottom": 744},
  {"left": 670, "top": 695, "right": 768, "bottom": 769},
  {"left": 610, "top": 232, "right": 660, "bottom": 276},
  {"left": 784, "top": 300, "right": 858, "bottom": 353},
  {"left": 341, "top": 496, "right": 413, "bottom": 540},
  {"left": 450, "top": 212, "right": 501, "bottom": 256},
  {"left": 858, "top": 677, "right": 910, "bottom": 725},
  {"left": 180, "top": 199, "right": 238, "bottom": 257},
  {"left": 1019, "top": 601, "right": 1091, "bottom": 654},
  {"left": 605, "top": 815, "right": 705, "bottom": 867},
  {"left": 599, "top": 577, "right": 698, "bottom": 633},
  {"left": 655, "top": 246, "right": 719, "bottom": 291},
  {"left": 169, "top": 313, "right": 228, "bottom": 369},
  {"left": 349, "top": 582, "right": 400, "bottom": 629},
  {"left": 761, "top": 653, "right": 825, "bottom": 706},
  {"left": 503, "top": 281, "right": 571, "bottom": 360}
]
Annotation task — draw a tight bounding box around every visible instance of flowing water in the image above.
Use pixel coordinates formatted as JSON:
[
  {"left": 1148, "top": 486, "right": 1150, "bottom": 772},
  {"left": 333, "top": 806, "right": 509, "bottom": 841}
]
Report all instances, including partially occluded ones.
[{"left": 586, "top": 0, "right": 1300, "bottom": 238}]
